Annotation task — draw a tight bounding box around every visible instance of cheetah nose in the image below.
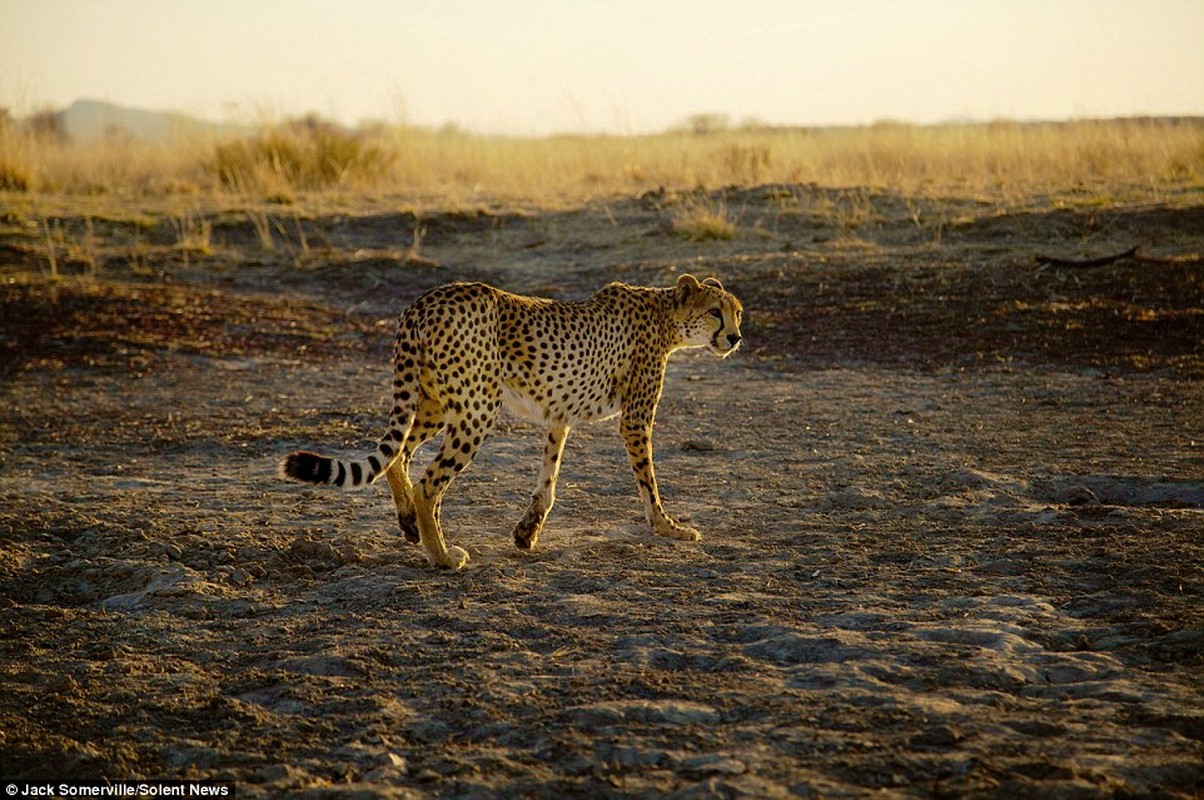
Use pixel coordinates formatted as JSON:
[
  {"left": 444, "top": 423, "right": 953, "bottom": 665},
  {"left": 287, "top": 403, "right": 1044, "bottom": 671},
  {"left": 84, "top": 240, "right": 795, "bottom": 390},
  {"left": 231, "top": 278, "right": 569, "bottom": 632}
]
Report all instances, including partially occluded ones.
[{"left": 727, "top": 333, "right": 742, "bottom": 348}]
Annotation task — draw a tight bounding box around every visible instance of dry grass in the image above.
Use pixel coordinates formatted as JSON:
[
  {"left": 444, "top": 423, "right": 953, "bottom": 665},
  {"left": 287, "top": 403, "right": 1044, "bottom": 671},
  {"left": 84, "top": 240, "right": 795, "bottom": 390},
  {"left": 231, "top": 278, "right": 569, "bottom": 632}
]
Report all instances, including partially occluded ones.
[
  {"left": 169, "top": 211, "right": 213, "bottom": 256},
  {"left": 2, "top": 115, "right": 1202, "bottom": 210},
  {"left": 669, "top": 194, "right": 739, "bottom": 240}
]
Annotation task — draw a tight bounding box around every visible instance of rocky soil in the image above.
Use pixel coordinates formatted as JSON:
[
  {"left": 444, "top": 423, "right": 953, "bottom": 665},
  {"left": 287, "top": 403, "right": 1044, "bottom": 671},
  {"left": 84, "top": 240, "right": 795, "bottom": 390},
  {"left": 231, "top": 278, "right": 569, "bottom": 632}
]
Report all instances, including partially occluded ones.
[{"left": 1, "top": 187, "right": 1201, "bottom": 797}]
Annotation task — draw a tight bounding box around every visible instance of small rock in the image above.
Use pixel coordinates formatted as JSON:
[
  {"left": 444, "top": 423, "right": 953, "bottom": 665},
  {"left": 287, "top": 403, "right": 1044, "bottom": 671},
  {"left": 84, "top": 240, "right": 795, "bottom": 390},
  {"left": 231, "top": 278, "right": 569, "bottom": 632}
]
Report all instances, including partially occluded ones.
[
  {"left": 254, "top": 763, "right": 308, "bottom": 784},
  {"left": 217, "top": 566, "right": 252, "bottom": 586},
  {"left": 678, "top": 753, "right": 747, "bottom": 776},
  {"left": 364, "top": 752, "right": 408, "bottom": 782},
  {"left": 377, "top": 752, "right": 407, "bottom": 770},
  {"left": 911, "top": 724, "right": 963, "bottom": 747},
  {"left": 291, "top": 538, "right": 338, "bottom": 560},
  {"left": 45, "top": 675, "right": 79, "bottom": 695},
  {"left": 1061, "top": 485, "right": 1099, "bottom": 506},
  {"left": 597, "top": 745, "right": 669, "bottom": 770},
  {"left": 413, "top": 768, "right": 441, "bottom": 783}
]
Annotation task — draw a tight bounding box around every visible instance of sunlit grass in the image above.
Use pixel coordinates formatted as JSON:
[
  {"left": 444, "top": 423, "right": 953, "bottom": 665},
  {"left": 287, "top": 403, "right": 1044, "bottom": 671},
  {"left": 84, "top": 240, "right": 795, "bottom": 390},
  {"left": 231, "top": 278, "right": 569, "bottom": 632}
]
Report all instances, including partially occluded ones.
[
  {"left": 669, "top": 195, "right": 738, "bottom": 240},
  {"left": 2, "top": 115, "right": 1201, "bottom": 210}
]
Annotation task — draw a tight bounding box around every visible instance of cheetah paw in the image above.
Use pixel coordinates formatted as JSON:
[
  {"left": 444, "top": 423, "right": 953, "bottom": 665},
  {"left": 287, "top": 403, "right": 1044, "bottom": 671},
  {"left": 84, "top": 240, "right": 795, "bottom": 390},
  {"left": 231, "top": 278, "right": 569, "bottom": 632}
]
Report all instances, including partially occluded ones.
[
  {"left": 430, "top": 545, "right": 469, "bottom": 570},
  {"left": 654, "top": 521, "right": 702, "bottom": 542}
]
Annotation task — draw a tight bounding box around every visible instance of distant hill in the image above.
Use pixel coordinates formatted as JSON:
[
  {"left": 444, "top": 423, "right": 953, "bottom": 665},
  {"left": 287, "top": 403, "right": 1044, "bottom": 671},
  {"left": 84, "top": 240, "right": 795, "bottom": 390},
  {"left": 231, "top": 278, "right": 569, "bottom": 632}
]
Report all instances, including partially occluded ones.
[{"left": 53, "top": 99, "right": 246, "bottom": 143}]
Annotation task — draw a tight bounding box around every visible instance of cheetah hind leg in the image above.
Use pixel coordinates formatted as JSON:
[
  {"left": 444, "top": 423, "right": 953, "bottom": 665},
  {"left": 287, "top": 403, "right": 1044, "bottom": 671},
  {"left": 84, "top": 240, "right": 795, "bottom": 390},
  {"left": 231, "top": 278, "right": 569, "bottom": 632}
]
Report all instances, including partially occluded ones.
[
  {"left": 512, "top": 425, "right": 569, "bottom": 550},
  {"left": 385, "top": 467, "right": 420, "bottom": 544},
  {"left": 413, "top": 405, "right": 497, "bottom": 569}
]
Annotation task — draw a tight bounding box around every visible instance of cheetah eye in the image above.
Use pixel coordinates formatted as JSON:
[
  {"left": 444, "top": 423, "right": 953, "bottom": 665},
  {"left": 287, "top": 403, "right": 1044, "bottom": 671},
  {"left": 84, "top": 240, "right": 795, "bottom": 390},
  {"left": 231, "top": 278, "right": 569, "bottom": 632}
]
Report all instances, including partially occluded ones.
[{"left": 708, "top": 308, "right": 723, "bottom": 319}]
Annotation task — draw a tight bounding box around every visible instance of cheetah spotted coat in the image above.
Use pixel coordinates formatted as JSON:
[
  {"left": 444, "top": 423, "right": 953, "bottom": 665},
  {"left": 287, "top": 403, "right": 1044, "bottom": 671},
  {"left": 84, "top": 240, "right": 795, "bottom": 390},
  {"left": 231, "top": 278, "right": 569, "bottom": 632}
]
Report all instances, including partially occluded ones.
[{"left": 282, "top": 273, "right": 743, "bottom": 569}]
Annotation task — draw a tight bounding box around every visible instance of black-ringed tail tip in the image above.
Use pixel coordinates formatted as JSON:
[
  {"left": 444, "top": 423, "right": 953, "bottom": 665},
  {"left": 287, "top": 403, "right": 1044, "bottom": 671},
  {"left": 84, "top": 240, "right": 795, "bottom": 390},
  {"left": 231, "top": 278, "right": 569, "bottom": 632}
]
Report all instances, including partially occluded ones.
[
  {"left": 281, "top": 450, "right": 332, "bottom": 484},
  {"left": 280, "top": 450, "right": 382, "bottom": 489}
]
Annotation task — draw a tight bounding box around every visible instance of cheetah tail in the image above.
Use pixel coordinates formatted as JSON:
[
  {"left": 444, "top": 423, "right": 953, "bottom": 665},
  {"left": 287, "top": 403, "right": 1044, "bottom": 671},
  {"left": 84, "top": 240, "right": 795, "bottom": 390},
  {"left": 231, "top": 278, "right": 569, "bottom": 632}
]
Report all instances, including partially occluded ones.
[
  {"left": 279, "top": 407, "right": 411, "bottom": 490},
  {"left": 281, "top": 312, "right": 424, "bottom": 491}
]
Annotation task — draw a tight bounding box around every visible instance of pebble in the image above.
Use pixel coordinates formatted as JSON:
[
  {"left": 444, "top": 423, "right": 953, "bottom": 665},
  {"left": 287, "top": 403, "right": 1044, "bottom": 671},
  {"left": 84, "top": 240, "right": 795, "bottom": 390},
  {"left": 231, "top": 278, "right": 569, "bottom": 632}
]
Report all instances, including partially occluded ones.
[
  {"left": 910, "top": 724, "right": 963, "bottom": 747},
  {"left": 45, "top": 675, "right": 79, "bottom": 695},
  {"left": 678, "top": 754, "right": 747, "bottom": 776},
  {"left": 414, "top": 768, "right": 441, "bottom": 783}
]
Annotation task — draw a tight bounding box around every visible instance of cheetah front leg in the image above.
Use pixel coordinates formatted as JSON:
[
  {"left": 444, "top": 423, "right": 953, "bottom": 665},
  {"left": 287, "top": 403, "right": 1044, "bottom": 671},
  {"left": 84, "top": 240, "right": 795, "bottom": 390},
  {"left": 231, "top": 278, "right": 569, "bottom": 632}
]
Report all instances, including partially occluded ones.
[
  {"left": 620, "top": 411, "right": 701, "bottom": 542},
  {"left": 512, "top": 425, "right": 569, "bottom": 550}
]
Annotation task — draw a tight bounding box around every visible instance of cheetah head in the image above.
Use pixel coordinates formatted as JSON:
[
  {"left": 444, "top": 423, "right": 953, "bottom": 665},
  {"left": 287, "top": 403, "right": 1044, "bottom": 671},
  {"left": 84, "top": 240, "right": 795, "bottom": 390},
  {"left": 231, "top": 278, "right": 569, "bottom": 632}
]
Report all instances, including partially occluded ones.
[{"left": 674, "top": 273, "right": 744, "bottom": 357}]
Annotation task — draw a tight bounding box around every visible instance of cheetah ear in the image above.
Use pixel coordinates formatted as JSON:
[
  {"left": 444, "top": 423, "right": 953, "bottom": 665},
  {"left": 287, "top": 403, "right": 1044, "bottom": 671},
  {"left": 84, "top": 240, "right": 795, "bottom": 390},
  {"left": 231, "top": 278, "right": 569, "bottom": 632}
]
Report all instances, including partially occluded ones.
[
  {"left": 676, "top": 273, "right": 702, "bottom": 303},
  {"left": 702, "top": 276, "right": 724, "bottom": 291}
]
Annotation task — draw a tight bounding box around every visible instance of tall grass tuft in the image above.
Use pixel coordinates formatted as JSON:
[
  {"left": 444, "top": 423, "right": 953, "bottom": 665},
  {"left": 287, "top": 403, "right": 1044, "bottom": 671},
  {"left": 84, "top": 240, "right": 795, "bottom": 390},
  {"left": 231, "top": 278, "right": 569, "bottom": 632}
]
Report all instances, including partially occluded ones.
[
  {"left": 213, "top": 114, "right": 396, "bottom": 193},
  {"left": 670, "top": 195, "right": 738, "bottom": 240}
]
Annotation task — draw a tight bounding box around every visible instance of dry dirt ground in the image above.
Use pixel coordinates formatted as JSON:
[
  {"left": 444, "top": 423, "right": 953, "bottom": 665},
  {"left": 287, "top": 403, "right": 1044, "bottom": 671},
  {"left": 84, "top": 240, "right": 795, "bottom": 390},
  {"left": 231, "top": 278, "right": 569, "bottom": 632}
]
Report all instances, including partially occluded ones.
[{"left": 1, "top": 187, "right": 1202, "bottom": 798}]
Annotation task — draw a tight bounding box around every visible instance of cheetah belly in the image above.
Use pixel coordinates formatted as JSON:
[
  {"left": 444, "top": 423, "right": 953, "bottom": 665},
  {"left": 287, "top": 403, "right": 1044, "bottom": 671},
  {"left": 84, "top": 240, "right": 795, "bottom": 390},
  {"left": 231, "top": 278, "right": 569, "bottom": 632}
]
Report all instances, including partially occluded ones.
[
  {"left": 499, "top": 382, "right": 622, "bottom": 426},
  {"left": 500, "top": 384, "right": 549, "bottom": 424}
]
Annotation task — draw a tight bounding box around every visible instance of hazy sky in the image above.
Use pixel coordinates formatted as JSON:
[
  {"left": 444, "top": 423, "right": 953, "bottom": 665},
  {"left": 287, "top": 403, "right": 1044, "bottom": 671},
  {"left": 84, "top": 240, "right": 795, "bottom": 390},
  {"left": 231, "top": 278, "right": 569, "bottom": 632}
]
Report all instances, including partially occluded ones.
[{"left": 3, "top": 0, "right": 1203, "bottom": 134}]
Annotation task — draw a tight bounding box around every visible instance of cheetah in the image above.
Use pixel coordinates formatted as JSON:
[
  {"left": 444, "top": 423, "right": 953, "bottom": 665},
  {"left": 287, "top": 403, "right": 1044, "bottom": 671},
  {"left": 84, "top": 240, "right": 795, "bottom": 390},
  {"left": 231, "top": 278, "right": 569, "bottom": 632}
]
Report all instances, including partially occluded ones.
[{"left": 281, "top": 273, "right": 744, "bottom": 570}]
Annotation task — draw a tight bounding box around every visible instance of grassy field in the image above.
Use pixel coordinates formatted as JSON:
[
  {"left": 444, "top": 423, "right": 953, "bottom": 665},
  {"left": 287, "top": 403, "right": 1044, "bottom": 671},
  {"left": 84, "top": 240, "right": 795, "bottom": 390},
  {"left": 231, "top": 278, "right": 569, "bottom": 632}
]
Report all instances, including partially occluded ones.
[{"left": 3, "top": 115, "right": 1202, "bottom": 211}]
